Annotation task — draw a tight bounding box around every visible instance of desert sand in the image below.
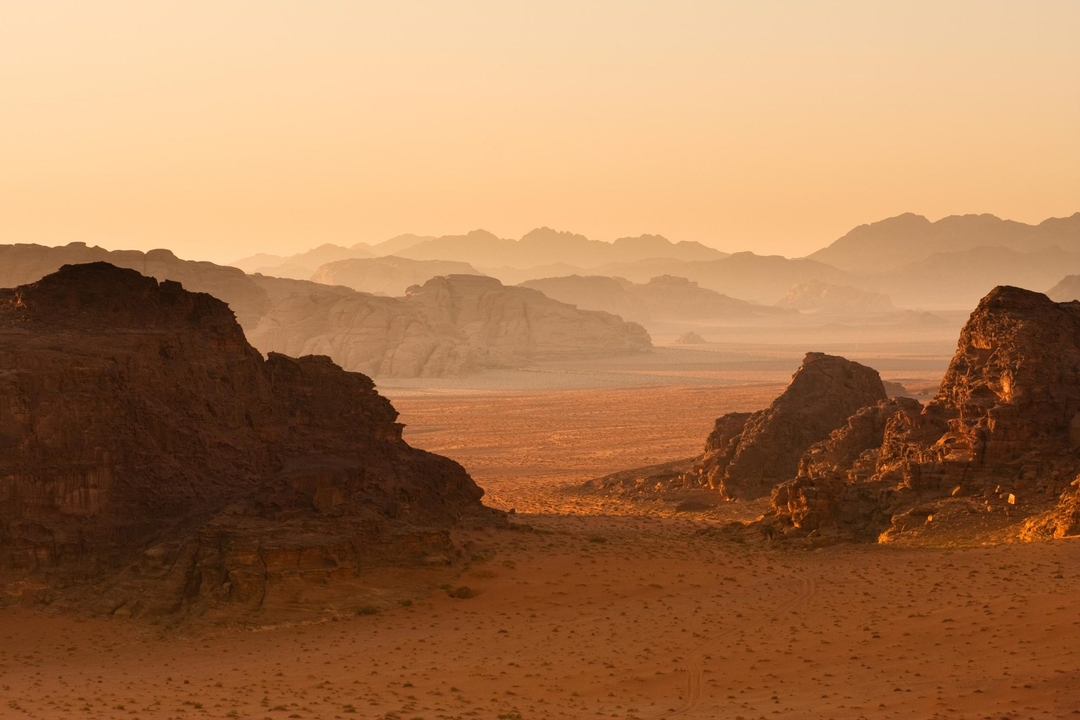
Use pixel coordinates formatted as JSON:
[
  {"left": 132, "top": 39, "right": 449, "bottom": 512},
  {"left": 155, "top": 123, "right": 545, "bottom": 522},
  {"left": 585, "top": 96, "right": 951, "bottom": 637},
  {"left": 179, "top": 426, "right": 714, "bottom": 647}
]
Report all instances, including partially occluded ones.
[{"left": 5, "top": 347, "right": 1079, "bottom": 718}]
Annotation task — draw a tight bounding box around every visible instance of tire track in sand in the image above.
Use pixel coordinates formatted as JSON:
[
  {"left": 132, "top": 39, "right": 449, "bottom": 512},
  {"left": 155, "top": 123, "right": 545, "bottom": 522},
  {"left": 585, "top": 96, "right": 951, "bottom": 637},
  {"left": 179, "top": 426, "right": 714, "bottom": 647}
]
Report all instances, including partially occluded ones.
[{"left": 650, "top": 574, "right": 818, "bottom": 719}]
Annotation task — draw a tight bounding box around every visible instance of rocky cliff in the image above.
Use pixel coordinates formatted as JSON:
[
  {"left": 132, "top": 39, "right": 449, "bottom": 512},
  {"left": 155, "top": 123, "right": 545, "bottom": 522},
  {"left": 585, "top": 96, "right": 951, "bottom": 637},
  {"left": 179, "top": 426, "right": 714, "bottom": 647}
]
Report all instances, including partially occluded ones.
[
  {"left": 0, "top": 263, "right": 493, "bottom": 618},
  {"left": 405, "top": 275, "right": 651, "bottom": 364},
  {"left": 767, "top": 286, "right": 1080, "bottom": 542}
]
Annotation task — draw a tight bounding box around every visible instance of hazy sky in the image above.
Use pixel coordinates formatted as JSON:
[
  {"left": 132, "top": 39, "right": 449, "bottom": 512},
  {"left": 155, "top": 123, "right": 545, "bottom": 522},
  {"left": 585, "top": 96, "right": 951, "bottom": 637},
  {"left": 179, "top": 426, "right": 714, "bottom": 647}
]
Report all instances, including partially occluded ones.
[{"left": 1, "top": 1, "right": 1077, "bottom": 263}]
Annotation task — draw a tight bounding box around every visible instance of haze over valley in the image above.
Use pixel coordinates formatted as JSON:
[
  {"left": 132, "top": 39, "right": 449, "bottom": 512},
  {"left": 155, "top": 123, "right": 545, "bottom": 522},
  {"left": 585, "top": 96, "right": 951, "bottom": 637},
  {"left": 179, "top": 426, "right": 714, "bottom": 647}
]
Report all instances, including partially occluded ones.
[{"left": 4, "top": 2, "right": 1080, "bottom": 718}]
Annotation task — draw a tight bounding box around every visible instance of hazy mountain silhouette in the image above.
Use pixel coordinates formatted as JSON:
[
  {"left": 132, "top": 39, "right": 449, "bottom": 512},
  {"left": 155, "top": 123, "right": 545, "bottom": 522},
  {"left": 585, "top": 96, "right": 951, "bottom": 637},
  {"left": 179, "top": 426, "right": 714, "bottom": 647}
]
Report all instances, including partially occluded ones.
[
  {"left": 369, "top": 233, "right": 436, "bottom": 256},
  {"left": 1046, "top": 274, "right": 1080, "bottom": 302},
  {"left": 874, "top": 245, "right": 1080, "bottom": 309},
  {"left": 501, "top": 254, "right": 852, "bottom": 305},
  {"left": 386, "top": 227, "right": 727, "bottom": 268},
  {"left": 521, "top": 274, "right": 790, "bottom": 331},
  {"left": 239, "top": 243, "right": 376, "bottom": 279},
  {"left": 809, "top": 212, "right": 1080, "bottom": 275},
  {"left": 233, "top": 235, "right": 435, "bottom": 279},
  {"left": 777, "top": 280, "right": 894, "bottom": 314},
  {"left": 0, "top": 242, "right": 649, "bottom": 377},
  {"left": 312, "top": 256, "right": 485, "bottom": 296}
]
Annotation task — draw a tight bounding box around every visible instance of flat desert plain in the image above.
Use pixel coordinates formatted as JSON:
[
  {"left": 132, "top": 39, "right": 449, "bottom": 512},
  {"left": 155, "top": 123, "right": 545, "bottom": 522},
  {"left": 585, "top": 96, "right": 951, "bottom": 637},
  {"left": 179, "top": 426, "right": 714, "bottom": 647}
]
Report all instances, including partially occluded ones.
[{"left": 4, "top": 348, "right": 1079, "bottom": 719}]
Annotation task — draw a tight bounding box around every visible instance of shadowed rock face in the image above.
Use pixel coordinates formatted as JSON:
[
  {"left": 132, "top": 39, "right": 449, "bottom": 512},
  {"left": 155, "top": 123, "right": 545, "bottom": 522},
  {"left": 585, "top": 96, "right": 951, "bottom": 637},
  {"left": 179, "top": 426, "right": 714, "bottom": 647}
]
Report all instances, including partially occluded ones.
[
  {"left": 583, "top": 353, "right": 887, "bottom": 503},
  {"left": 705, "top": 353, "right": 887, "bottom": 499},
  {"left": 767, "top": 286, "right": 1080, "bottom": 542},
  {"left": 0, "top": 263, "right": 492, "bottom": 617}
]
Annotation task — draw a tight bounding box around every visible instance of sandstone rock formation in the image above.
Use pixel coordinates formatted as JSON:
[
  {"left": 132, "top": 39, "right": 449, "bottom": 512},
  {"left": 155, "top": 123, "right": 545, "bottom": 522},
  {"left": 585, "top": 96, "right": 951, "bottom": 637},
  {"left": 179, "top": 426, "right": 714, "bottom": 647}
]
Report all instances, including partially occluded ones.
[
  {"left": 403, "top": 275, "right": 652, "bottom": 364},
  {"left": 0, "top": 244, "right": 651, "bottom": 378},
  {"left": 701, "top": 353, "right": 887, "bottom": 499},
  {"left": 243, "top": 282, "right": 474, "bottom": 378},
  {"left": 767, "top": 286, "right": 1080, "bottom": 542},
  {"left": 583, "top": 353, "right": 887, "bottom": 502},
  {"left": 0, "top": 263, "right": 494, "bottom": 618},
  {"left": 312, "top": 256, "right": 484, "bottom": 296}
]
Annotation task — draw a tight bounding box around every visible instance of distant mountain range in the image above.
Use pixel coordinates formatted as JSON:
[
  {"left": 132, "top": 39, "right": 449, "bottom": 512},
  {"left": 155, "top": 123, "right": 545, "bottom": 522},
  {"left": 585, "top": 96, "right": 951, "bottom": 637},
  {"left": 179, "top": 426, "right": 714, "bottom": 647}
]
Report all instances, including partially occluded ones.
[
  {"left": 809, "top": 212, "right": 1080, "bottom": 275},
  {"left": 520, "top": 274, "right": 792, "bottom": 330},
  {"left": 234, "top": 227, "right": 727, "bottom": 279}
]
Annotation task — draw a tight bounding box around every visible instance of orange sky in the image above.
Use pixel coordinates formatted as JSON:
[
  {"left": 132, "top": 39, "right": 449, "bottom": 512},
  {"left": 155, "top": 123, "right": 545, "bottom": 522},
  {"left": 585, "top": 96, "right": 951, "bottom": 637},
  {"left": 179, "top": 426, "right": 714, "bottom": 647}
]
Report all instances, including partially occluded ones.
[{"left": 1, "top": 1, "right": 1077, "bottom": 263}]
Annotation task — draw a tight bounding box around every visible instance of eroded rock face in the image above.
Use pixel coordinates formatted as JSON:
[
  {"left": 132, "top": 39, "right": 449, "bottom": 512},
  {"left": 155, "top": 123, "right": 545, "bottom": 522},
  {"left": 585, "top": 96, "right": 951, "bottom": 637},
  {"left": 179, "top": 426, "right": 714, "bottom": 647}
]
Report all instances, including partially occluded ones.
[
  {"left": 244, "top": 282, "right": 474, "bottom": 378},
  {"left": 582, "top": 354, "right": 887, "bottom": 505},
  {"left": 767, "top": 287, "right": 1080, "bottom": 542},
  {"left": 404, "top": 274, "right": 652, "bottom": 364},
  {"left": 706, "top": 353, "right": 887, "bottom": 499},
  {"left": 0, "top": 263, "right": 492, "bottom": 617}
]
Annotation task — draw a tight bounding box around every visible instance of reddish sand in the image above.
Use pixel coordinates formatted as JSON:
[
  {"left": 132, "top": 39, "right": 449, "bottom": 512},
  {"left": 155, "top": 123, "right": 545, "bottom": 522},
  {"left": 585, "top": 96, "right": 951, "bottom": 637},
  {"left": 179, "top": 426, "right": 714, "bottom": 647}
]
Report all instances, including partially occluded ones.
[
  {"left": 5, "top": 376, "right": 1079, "bottom": 718},
  {"left": 388, "top": 380, "right": 788, "bottom": 514}
]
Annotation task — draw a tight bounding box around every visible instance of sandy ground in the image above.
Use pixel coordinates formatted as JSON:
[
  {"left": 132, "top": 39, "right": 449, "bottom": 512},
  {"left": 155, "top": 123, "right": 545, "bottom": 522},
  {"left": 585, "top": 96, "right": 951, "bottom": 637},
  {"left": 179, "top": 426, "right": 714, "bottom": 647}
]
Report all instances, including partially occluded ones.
[
  {"left": 8, "top": 357, "right": 1079, "bottom": 719},
  {"left": 3, "top": 517, "right": 1079, "bottom": 719}
]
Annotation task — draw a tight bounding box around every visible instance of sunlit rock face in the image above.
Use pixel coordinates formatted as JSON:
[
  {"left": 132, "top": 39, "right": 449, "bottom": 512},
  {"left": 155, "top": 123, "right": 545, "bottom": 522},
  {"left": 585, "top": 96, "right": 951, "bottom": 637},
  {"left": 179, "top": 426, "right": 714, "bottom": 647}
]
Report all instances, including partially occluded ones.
[
  {"left": 0, "top": 263, "right": 492, "bottom": 617},
  {"left": 768, "top": 287, "right": 1080, "bottom": 542}
]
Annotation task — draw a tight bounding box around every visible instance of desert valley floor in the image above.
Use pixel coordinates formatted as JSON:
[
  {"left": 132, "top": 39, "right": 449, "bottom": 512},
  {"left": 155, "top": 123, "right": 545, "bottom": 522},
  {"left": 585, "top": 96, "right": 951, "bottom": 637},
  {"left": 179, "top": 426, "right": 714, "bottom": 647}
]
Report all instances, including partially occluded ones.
[{"left": 3, "top": 345, "right": 1080, "bottom": 719}]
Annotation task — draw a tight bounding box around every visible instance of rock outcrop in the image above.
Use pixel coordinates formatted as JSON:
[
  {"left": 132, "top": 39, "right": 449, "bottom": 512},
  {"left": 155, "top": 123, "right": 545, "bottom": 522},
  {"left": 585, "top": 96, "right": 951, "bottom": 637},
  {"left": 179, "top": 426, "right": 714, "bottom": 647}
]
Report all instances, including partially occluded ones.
[
  {"left": 244, "top": 282, "right": 473, "bottom": 378},
  {"left": 583, "top": 353, "right": 887, "bottom": 502},
  {"left": 403, "top": 275, "right": 652, "bottom": 363},
  {"left": 767, "top": 286, "right": 1080, "bottom": 542},
  {"left": 0, "top": 263, "right": 494, "bottom": 618},
  {"left": 702, "top": 353, "right": 887, "bottom": 499}
]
